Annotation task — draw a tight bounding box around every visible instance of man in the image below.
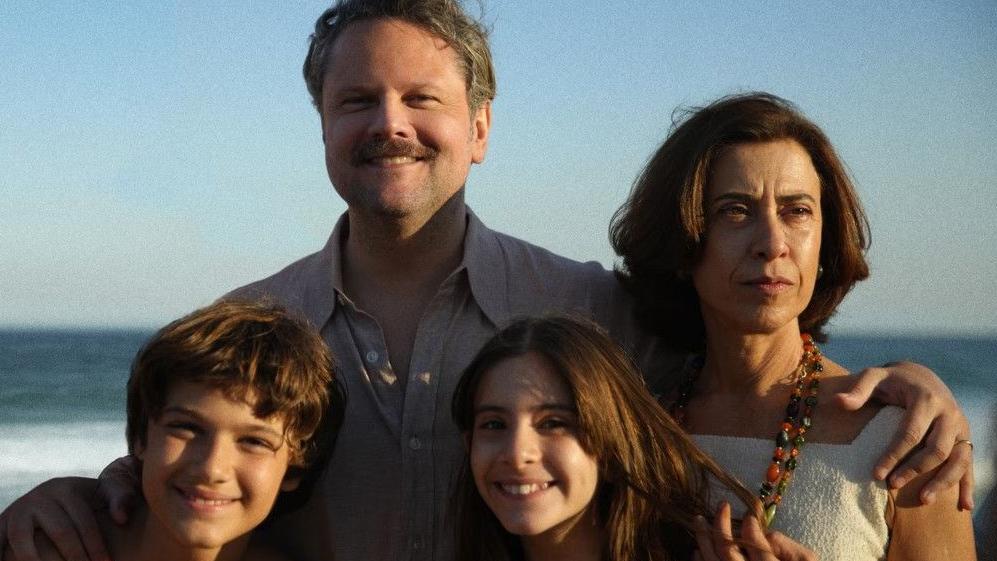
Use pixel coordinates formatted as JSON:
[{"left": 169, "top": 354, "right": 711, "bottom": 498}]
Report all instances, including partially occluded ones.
[{"left": 0, "top": 1, "right": 974, "bottom": 561}]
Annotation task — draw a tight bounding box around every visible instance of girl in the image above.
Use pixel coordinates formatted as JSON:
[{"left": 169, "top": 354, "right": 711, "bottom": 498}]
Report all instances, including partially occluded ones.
[{"left": 451, "top": 316, "right": 815, "bottom": 561}]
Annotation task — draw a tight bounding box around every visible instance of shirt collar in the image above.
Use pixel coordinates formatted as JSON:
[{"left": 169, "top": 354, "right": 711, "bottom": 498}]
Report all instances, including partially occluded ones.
[
  {"left": 313, "top": 208, "right": 512, "bottom": 328},
  {"left": 461, "top": 207, "right": 513, "bottom": 328}
]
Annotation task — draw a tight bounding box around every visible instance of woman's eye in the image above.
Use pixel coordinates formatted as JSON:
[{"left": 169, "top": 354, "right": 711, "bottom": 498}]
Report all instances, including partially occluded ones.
[{"left": 717, "top": 204, "right": 749, "bottom": 219}]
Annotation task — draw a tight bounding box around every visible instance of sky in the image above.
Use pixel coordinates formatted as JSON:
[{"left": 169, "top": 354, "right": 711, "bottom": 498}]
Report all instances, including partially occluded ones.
[{"left": 2, "top": 1, "right": 996, "bottom": 334}]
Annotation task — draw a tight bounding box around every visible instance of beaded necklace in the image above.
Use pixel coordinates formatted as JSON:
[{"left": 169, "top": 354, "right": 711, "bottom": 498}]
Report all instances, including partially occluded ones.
[{"left": 670, "top": 333, "right": 823, "bottom": 527}]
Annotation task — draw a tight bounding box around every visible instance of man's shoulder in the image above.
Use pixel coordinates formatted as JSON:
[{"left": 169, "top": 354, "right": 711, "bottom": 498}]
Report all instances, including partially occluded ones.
[
  {"left": 486, "top": 227, "right": 615, "bottom": 286},
  {"left": 223, "top": 246, "right": 335, "bottom": 328}
]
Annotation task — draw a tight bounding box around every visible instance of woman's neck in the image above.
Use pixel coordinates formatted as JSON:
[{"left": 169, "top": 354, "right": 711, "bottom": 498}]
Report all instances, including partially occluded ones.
[{"left": 698, "top": 321, "right": 805, "bottom": 397}]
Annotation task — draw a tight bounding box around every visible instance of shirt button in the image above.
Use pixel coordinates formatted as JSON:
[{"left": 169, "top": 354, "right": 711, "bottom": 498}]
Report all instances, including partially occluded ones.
[
  {"left": 408, "top": 436, "right": 422, "bottom": 450},
  {"left": 413, "top": 537, "right": 424, "bottom": 550},
  {"left": 365, "top": 350, "right": 379, "bottom": 363}
]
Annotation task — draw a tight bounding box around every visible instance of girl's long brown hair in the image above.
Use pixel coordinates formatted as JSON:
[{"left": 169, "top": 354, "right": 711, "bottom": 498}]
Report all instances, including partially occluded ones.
[{"left": 451, "top": 316, "right": 756, "bottom": 561}]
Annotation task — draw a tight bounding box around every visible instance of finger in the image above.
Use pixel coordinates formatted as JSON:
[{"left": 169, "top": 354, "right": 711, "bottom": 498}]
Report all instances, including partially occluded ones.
[
  {"left": 6, "top": 508, "right": 44, "bottom": 561},
  {"left": 887, "top": 401, "right": 959, "bottom": 489},
  {"left": 693, "top": 515, "right": 720, "bottom": 561},
  {"left": 959, "top": 455, "right": 976, "bottom": 511},
  {"left": 834, "top": 366, "right": 887, "bottom": 412},
  {"left": 766, "top": 530, "right": 816, "bottom": 561},
  {"left": 912, "top": 439, "right": 973, "bottom": 505},
  {"left": 58, "top": 494, "right": 110, "bottom": 561},
  {"left": 97, "top": 456, "right": 140, "bottom": 526},
  {"left": 739, "top": 516, "right": 776, "bottom": 561},
  {"left": 712, "top": 502, "right": 743, "bottom": 560},
  {"left": 0, "top": 513, "right": 9, "bottom": 561},
  {"left": 106, "top": 492, "right": 134, "bottom": 527},
  {"left": 873, "top": 398, "right": 933, "bottom": 482}
]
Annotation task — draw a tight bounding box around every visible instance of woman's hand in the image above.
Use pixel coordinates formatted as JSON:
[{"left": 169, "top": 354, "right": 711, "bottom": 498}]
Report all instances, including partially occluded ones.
[
  {"left": 835, "top": 361, "right": 973, "bottom": 509},
  {"left": 693, "top": 503, "right": 817, "bottom": 561},
  {"left": 0, "top": 456, "right": 140, "bottom": 561}
]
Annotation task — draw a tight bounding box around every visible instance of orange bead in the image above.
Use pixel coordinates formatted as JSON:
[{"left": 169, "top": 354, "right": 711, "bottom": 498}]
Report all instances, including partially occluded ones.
[
  {"left": 790, "top": 448, "right": 799, "bottom": 458},
  {"left": 767, "top": 463, "right": 781, "bottom": 483},
  {"left": 774, "top": 448, "right": 785, "bottom": 459}
]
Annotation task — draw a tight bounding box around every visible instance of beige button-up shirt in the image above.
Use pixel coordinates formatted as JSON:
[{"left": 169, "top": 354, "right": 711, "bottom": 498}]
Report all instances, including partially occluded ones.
[{"left": 230, "top": 209, "right": 680, "bottom": 561}]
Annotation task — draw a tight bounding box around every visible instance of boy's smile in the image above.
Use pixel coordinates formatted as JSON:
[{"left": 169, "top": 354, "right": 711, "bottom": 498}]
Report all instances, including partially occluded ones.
[{"left": 136, "top": 381, "right": 298, "bottom": 555}]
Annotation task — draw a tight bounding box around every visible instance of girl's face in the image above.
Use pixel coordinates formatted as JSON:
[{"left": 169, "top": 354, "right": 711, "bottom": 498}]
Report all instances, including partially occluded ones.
[{"left": 470, "top": 352, "right": 600, "bottom": 540}]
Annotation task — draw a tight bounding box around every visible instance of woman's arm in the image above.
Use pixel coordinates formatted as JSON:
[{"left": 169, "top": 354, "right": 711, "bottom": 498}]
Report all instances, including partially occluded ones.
[{"left": 886, "top": 463, "right": 976, "bottom": 561}]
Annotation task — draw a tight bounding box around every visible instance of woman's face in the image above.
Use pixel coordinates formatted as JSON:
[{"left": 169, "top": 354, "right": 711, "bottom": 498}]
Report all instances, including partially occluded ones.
[
  {"left": 692, "top": 139, "right": 822, "bottom": 336},
  {"left": 469, "top": 352, "right": 600, "bottom": 540}
]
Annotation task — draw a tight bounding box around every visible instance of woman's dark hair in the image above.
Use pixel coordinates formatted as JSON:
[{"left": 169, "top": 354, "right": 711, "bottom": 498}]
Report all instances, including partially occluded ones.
[
  {"left": 452, "top": 316, "right": 756, "bottom": 561},
  {"left": 610, "top": 92, "right": 870, "bottom": 349}
]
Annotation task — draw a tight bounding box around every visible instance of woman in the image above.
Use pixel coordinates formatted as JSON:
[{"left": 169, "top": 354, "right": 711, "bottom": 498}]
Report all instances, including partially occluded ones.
[
  {"left": 451, "top": 315, "right": 817, "bottom": 561},
  {"left": 610, "top": 92, "right": 975, "bottom": 560}
]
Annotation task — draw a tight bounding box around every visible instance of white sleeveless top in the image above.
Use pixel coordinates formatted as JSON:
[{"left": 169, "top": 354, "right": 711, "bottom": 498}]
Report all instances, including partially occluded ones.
[{"left": 693, "top": 406, "right": 902, "bottom": 561}]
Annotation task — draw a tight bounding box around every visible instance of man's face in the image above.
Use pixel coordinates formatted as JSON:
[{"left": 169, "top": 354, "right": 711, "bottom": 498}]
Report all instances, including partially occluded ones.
[{"left": 320, "top": 18, "right": 491, "bottom": 227}]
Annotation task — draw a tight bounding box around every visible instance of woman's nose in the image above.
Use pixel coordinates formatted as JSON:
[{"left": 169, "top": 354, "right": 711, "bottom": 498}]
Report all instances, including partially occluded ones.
[{"left": 752, "top": 213, "right": 789, "bottom": 260}]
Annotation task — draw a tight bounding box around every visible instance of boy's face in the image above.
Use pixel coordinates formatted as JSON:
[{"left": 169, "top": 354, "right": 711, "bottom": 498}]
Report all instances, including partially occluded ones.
[{"left": 137, "top": 381, "right": 297, "bottom": 551}]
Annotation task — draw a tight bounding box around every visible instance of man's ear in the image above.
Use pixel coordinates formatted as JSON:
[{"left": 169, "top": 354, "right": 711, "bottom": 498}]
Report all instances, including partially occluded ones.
[{"left": 470, "top": 100, "right": 492, "bottom": 164}]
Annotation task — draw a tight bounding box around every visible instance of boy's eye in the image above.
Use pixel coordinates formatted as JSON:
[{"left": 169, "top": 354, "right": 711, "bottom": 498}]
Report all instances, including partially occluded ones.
[
  {"left": 240, "top": 436, "right": 280, "bottom": 452},
  {"left": 164, "top": 421, "right": 199, "bottom": 438}
]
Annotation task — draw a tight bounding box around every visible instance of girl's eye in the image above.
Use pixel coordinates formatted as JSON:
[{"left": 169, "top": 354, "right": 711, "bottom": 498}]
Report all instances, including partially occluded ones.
[
  {"left": 537, "top": 416, "right": 573, "bottom": 431},
  {"left": 476, "top": 418, "right": 505, "bottom": 431}
]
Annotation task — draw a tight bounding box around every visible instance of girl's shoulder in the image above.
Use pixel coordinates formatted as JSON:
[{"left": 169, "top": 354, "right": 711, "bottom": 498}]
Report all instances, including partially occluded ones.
[{"left": 243, "top": 543, "right": 293, "bottom": 561}]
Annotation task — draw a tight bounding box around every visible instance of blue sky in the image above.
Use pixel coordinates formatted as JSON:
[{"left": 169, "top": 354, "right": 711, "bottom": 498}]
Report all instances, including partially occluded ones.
[{"left": 2, "top": 1, "right": 995, "bottom": 334}]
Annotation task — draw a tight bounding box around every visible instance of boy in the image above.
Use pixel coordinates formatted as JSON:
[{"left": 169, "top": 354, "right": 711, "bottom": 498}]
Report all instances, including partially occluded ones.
[{"left": 10, "top": 300, "right": 336, "bottom": 561}]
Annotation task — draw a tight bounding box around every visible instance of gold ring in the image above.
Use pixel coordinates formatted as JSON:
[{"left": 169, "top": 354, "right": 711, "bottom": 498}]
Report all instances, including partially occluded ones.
[{"left": 954, "top": 439, "right": 974, "bottom": 450}]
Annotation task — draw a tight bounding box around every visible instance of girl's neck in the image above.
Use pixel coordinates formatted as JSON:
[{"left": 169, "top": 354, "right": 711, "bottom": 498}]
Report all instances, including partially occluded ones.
[
  {"left": 698, "top": 321, "right": 805, "bottom": 397},
  {"left": 521, "top": 510, "right": 604, "bottom": 561}
]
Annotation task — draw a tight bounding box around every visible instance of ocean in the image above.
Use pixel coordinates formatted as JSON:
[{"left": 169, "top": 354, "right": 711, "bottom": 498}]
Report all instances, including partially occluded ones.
[{"left": 1, "top": 330, "right": 994, "bottom": 521}]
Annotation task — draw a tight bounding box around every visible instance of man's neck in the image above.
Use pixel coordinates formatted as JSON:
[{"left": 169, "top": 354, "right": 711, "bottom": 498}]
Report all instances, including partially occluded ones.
[
  {"left": 340, "top": 195, "right": 469, "bottom": 384},
  {"left": 343, "top": 194, "right": 468, "bottom": 287}
]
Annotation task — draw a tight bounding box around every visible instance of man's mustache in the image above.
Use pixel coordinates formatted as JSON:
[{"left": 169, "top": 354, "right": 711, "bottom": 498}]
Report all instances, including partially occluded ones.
[{"left": 352, "top": 138, "right": 437, "bottom": 165}]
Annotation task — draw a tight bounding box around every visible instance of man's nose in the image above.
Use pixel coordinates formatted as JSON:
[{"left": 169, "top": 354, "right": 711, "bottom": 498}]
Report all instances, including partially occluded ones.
[{"left": 367, "top": 97, "right": 414, "bottom": 139}]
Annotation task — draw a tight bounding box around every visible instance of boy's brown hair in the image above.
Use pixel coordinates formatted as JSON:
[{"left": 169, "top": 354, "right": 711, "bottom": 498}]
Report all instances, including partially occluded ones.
[{"left": 126, "top": 299, "right": 335, "bottom": 467}]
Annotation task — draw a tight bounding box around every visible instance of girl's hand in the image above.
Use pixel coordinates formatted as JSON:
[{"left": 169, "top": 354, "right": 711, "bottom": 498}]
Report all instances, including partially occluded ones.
[{"left": 693, "top": 502, "right": 817, "bottom": 561}]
